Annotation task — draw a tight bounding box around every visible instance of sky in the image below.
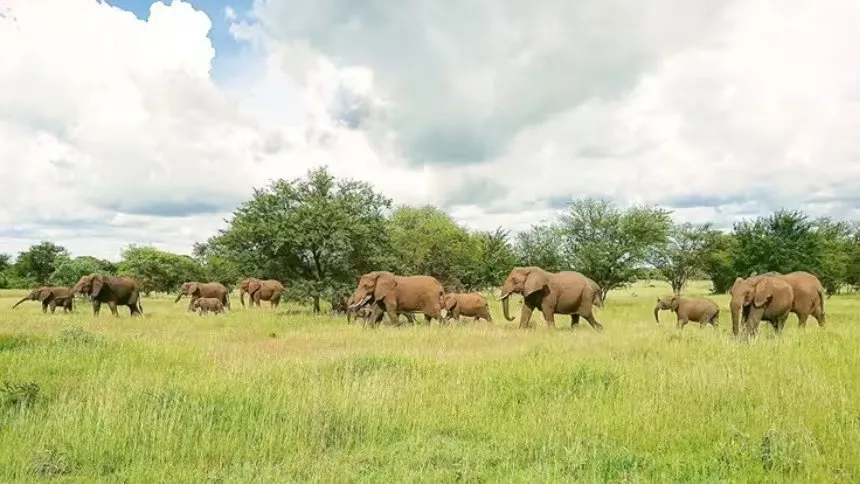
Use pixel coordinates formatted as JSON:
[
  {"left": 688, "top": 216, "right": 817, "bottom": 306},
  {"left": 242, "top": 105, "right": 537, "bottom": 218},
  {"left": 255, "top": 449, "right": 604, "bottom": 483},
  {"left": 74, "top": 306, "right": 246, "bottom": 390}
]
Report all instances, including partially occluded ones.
[{"left": 1, "top": 0, "right": 859, "bottom": 261}]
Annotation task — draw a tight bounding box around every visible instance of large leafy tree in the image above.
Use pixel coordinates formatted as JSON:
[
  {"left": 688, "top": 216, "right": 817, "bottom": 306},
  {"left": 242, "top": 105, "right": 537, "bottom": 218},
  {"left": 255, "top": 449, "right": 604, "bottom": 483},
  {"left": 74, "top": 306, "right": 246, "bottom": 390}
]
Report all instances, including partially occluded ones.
[
  {"left": 701, "top": 231, "right": 738, "bottom": 294},
  {"left": 470, "top": 227, "right": 518, "bottom": 291},
  {"left": 649, "top": 222, "right": 717, "bottom": 292},
  {"left": 732, "top": 209, "right": 823, "bottom": 276},
  {"left": 13, "top": 241, "right": 70, "bottom": 285},
  {"left": 51, "top": 256, "right": 117, "bottom": 286},
  {"left": 387, "top": 205, "right": 479, "bottom": 291},
  {"left": 117, "top": 245, "right": 204, "bottom": 296},
  {"left": 514, "top": 224, "right": 567, "bottom": 273},
  {"left": 210, "top": 166, "right": 392, "bottom": 312},
  {"left": 557, "top": 197, "right": 672, "bottom": 300}
]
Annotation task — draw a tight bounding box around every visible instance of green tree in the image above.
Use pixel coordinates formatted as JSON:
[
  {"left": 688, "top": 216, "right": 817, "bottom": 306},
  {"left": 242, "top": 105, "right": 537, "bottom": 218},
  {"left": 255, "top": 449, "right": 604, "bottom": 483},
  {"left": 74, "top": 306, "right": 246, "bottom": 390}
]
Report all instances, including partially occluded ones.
[
  {"left": 117, "top": 245, "right": 204, "bottom": 295},
  {"left": 469, "top": 227, "right": 517, "bottom": 291},
  {"left": 13, "top": 241, "right": 70, "bottom": 285},
  {"left": 388, "top": 205, "right": 477, "bottom": 291},
  {"left": 811, "top": 217, "right": 852, "bottom": 296},
  {"left": 192, "top": 241, "right": 243, "bottom": 291},
  {"left": 557, "top": 197, "right": 672, "bottom": 300},
  {"left": 211, "top": 166, "right": 392, "bottom": 312},
  {"left": 0, "top": 253, "right": 11, "bottom": 289},
  {"left": 701, "top": 231, "right": 738, "bottom": 293},
  {"left": 514, "top": 224, "right": 566, "bottom": 273},
  {"left": 51, "top": 256, "right": 117, "bottom": 286},
  {"left": 649, "top": 222, "right": 717, "bottom": 292},
  {"left": 732, "top": 209, "right": 823, "bottom": 277}
]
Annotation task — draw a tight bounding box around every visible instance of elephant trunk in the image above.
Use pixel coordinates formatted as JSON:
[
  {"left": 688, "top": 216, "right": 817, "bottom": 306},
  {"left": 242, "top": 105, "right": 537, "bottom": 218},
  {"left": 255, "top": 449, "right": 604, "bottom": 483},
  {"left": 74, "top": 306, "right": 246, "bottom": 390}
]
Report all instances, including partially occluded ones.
[
  {"left": 653, "top": 306, "right": 661, "bottom": 323},
  {"left": 239, "top": 289, "right": 246, "bottom": 307},
  {"left": 11, "top": 296, "right": 29, "bottom": 309},
  {"left": 349, "top": 294, "right": 371, "bottom": 310},
  {"left": 173, "top": 292, "right": 184, "bottom": 303},
  {"left": 501, "top": 295, "right": 514, "bottom": 321},
  {"left": 730, "top": 301, "right": 742, "bottom": 337}
]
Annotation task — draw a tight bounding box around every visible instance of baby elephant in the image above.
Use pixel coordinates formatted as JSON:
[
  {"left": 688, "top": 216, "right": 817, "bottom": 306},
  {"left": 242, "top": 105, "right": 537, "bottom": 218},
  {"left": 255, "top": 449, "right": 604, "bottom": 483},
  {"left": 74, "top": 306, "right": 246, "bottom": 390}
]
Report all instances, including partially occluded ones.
[
  {"left": 441, "top": 292, "right": 493, "bottom": 323},
  {"left": 654, "top": 294, "right": 719, "bottom": 329},
  {"left": 192, "top": 297, "right": 226, "bottom": 315}
]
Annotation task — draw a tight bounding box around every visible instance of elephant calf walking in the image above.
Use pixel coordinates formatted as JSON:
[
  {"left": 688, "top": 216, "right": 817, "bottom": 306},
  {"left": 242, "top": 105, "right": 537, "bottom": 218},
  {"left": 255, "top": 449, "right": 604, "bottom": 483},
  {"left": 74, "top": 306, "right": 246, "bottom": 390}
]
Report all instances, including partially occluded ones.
[
  {"left": 441, "top": 292, "right": 493, "bottom": 323},
  {"left": 11, "top": 286, "right": 75, "bottom": 313},
  {"left": 654, "top": 294, "right": 719, "bottom": 329}
]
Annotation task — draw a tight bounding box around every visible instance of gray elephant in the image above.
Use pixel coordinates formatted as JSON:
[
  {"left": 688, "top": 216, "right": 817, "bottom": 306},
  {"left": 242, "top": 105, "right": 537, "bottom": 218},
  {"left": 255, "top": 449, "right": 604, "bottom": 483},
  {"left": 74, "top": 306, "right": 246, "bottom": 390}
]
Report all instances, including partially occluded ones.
[
  {"left": 654, "top": 294, "right": 719, "bottom": 329},
  {"left": 238, "top": 277, "right": 285, "bottom": 308},
  {"left": 191, "top": 297, "right": 226, "bottom": 315},
  {"left": 730, "top": 274, "right": 794, "bottom": 337},
  {"left": 500, "top": 267, "right": 603, "bottom": 330},
  {"left": 72, "top": 274, "right": 143, "bottom": 317},
  {"left": 11, "top": 286, "right": 75, "bottom": 313},
  {"left": 349, "top": 271, "right": 444, "bottom": 327},
  {"left": 175, "top": 281, "right": 230, "bottom": 311}
]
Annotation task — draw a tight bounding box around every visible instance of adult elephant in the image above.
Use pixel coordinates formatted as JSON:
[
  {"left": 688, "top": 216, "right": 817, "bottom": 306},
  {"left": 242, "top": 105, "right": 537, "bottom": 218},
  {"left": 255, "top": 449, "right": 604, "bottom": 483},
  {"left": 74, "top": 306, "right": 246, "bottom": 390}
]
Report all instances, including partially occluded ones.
[
  {"left": 500, "top": 267, "right": 604, "bottom": 330},
  {"left": 730, "top": 271, "right": 826, "bottom": 334},
  {"left": 174, "top": 282, "right": 230, "bottom": 311},
  {"left": 72, "top": 274, "right": 143, "bottom": 317},
  {"left": 730, "top": 274, "right": 794, "bottom": 337},
  {"left": 11, "top": 286, "right": 75, "bottom": 313},
  {"left": 348, "top": 271, "right": 444, "bottom": 327},
  {"left": 238, "top": 277, "right": 284, "bottom": 308}
]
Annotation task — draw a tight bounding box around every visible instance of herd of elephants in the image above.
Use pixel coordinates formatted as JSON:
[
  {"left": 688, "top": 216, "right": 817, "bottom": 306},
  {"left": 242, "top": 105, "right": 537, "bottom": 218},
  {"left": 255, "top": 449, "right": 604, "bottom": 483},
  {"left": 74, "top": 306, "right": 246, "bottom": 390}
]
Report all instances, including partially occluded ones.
[{"left": 10, "top": 266, "right": 827, "bottom": 338}]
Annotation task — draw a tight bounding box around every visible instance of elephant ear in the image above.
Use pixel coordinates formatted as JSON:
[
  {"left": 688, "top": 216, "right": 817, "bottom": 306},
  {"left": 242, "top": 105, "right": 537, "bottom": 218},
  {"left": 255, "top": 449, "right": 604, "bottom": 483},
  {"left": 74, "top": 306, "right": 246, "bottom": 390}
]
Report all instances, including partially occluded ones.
[
  {"left": 753, "top": 278, "right": 774, "bottom": 307},
  {"left": 523, "top": 270, "right": 549, "bottom": 298},
  {"left": 731, "top": 277, "right": 744, "bottom": 292},
  {"left": 188, "top": 283, "right": 200, "bottom": 296},
  {"left": 374, "top": 273, "right": 397, "bottom": 300},
  {"left": 38, "top": 288, "right": 52, "bottom": 302},
  {"left": 91, "top": 275, "right": 105, "bottom": 297},
  {"left": 669, "top": 294, "right": 681, "bottom": 310},
  {"left": 248, "top": 280, "right": 261, "bottom": 293}
]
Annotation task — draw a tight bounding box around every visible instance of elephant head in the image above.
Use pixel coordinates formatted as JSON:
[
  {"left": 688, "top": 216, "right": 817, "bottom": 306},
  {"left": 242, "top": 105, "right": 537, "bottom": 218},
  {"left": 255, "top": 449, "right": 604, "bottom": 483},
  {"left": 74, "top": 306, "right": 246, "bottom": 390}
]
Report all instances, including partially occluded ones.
[
  {"left": 11, "top": 287, "right": 52, "bottom": 308},
  {"left": 72, "top": 274, "right": 105, "bottom": 298},
  {"left": 349, "top": 271, "right": 397, "bottom": 309},
  {"left": 441, "top": 293, "right": 457, "bottom": 312},
  {"left": 729, "top": 276, "right": 758, "bottom": 336},
  {"left": 743, "top": 276, "right": 788, "bottom": 336},
  {"left": 499, "top": 267, "right": 550, "bottom": 322},
  {"left": 653, "top": 294, "right": 680, "bottom": 323},
  {"left": 238, "top": 277, "right": 261, "bottom": 307},
  {"left": 174, "top": 282, "right": 201, "bottom": 303}
]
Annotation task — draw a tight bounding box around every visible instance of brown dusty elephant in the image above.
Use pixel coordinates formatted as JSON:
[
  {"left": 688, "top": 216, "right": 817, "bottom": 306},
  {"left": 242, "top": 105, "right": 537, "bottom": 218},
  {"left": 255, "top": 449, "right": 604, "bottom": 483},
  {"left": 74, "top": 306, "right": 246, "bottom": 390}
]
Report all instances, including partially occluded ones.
[
  {"left": 238, "top": 277, "right": 284, "bottom": 308},
  {"left": 72, "top": 274, "right": 143, "bottom": 317},
  {"left": 191, "top": 297, "right": 226, "bottom": 315},
  {"left": 349, "top": 271, "right": 444, "bottom": 327},
  {"left": 175, "top": 282, "right": 230, "bottom": 311},
  {"left": 730, "top": 274, "right": 794, "bottom": 337},
  {"left": 441, "top": 292, "right": 493, "bottom": 323},
  {"left": 11, "top": 286, "right": 75, "bottom": 313},
  {"left": 654, "top": 293, "right": 719, "bottom": 329},
  {"left": 500, "top": 267, "right": 603, "bottom": 330}
]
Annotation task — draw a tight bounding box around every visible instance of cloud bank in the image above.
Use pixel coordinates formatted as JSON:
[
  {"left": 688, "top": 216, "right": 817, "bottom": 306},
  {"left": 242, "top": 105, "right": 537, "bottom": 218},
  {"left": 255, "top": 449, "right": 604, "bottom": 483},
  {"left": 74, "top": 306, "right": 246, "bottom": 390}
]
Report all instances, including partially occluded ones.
[{"left": 2, "top": 0, "right": 859, "bottom": 259}]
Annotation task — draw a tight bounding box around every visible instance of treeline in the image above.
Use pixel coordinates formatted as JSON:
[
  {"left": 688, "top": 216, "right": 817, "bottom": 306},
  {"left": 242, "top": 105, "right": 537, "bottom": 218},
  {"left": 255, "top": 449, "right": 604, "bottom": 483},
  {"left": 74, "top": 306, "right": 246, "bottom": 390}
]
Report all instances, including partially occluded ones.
[{"left": 3, "top": 167, "right": 860, "bottom": 309}]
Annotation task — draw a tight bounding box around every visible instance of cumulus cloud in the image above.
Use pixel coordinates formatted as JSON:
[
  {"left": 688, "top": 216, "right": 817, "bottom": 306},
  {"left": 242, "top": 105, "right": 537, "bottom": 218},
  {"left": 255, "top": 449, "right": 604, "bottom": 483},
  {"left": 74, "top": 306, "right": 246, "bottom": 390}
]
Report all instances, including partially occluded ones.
[
  {"left": 2, "top": 0, "right": 860, "bottom": 259},
  {"left": 246, "top": 0, "right": 860, "bottom": 228}
]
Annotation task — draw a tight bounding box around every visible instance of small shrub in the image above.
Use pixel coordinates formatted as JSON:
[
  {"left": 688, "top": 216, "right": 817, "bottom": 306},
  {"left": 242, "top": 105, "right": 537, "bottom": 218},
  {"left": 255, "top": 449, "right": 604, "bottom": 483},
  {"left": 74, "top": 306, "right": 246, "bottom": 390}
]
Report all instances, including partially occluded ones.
[{"left": 0, "top": 380, "right": 39, "bottom": 410}]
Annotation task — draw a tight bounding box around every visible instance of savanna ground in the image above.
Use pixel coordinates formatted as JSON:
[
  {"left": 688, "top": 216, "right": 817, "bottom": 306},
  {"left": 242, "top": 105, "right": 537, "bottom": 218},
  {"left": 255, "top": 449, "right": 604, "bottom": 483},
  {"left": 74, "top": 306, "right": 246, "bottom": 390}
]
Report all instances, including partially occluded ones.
[{"left": 1, "top": 280, "right": 858, "bottom": 483}]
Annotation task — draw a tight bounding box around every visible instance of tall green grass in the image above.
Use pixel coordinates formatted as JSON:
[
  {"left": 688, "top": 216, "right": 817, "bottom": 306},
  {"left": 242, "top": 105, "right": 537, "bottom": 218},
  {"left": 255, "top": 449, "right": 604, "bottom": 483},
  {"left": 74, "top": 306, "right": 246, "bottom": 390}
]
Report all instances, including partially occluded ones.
[{"left": 1, "top": 281, "right": 858, "bottom": 482}]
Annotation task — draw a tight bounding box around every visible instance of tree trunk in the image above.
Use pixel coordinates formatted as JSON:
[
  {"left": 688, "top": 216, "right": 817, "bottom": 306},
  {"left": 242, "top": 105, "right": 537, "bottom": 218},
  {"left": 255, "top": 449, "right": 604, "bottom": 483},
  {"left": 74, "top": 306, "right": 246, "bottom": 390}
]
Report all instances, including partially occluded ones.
[{"left": 312, "top": 295, "right": 321, "bottom": 314}]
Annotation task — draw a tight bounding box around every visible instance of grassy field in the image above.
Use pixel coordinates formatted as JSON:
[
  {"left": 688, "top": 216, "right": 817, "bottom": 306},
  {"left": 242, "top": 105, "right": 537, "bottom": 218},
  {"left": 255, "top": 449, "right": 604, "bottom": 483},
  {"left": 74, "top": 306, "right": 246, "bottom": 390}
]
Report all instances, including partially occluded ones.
[{"left": 1, "top": 280, "right": 858, "bottom": 482}]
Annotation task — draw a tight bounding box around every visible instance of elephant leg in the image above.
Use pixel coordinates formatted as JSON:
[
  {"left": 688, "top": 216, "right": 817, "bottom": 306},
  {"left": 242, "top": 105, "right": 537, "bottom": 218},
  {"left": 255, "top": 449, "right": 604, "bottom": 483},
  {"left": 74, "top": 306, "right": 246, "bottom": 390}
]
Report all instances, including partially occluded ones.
[
  {"left": 518, "top": 305, "right": 534, "bottom": 329},
  {"left": 453, "top": 308, "right": 460, "bottom": 323},
  {"left": 129, "top": 302, "right": 141, "bottom": 317},
  {"left": 41, "top": 301, "right": 49, "bottom": 313},
  {"left": 369, "top": 305, "right": 384, "bottom": 328},
  {"left": 187, "top": 297, "right": 196, "bottom": 312},
  {"left": 776, "top": 314, "right": 790, "bottom": 333},
  {"left": 92, "top": 300, "right": 101, "bottom": 315},
  {"left": 49, "top": 300, "right": 57, "bottom": 313},
  {"left": 539, "top": 305, "right": 557, "bottom": 328},
  {"left": 795, "top": 312, "right": 809, "bottom": 328},
  {"left": 570, "top": 314, "right": 580, "bottom": 327},
  {"left": 385, "top": 307, "right": 400, "bottom": 326},
  {"left": 581, "top": 312, "right": 604, "bottom": 331},
  {"left": 108, "top": 301, "right": 119, "bottom": 316}
]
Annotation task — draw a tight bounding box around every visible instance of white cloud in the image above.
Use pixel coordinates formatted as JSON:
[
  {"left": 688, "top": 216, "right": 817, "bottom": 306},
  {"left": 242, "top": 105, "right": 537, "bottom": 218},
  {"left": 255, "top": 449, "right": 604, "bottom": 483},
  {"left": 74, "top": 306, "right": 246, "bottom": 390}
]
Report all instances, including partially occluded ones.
[
  {"left": 2, "top": 0, "right": 860, "bottom": 260},
  {"left": 0, "top": 0, "right": 437, "bottom": 259}
]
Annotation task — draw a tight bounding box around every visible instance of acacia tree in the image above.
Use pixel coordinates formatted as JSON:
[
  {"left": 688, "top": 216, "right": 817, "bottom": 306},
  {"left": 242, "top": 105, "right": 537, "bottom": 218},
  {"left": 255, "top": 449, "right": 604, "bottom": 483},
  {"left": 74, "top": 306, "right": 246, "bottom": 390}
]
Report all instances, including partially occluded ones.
[
  {"left": 557, "top": 197, "right": 672, "bottom": 300},
  {"left": 649, "top": 222, "right": 717, "bottom": 292},
  {"left": 210, "top": 166, "right": 392, "bottom": 312},
  {"left": 514, "top": 224, "right": 566, "bottom": 272}
]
